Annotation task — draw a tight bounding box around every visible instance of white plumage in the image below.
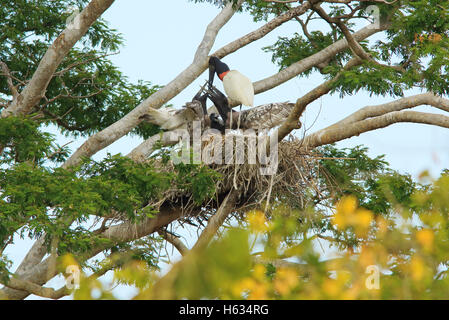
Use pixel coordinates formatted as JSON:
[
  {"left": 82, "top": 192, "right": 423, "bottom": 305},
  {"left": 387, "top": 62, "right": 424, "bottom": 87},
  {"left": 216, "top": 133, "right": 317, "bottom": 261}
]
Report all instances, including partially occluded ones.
[
  {"left": 222, "top": 70, "right": 254, "bottom": 107},
  {"left": 142, "top": 103, "right": 201, "bottom": 130}
]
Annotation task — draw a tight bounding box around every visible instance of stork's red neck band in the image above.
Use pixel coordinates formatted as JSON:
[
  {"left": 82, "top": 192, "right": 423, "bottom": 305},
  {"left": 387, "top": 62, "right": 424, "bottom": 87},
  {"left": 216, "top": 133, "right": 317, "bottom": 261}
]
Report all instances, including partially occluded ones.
[{"left": 218, "top": 70, "right": 229, "bottom": 81}]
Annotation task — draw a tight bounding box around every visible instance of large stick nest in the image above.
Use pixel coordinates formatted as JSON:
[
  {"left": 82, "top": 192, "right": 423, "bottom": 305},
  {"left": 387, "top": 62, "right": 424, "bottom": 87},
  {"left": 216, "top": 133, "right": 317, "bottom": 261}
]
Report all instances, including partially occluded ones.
[{"left": 146, "top": 132, "right": 323, "bottom": 226}]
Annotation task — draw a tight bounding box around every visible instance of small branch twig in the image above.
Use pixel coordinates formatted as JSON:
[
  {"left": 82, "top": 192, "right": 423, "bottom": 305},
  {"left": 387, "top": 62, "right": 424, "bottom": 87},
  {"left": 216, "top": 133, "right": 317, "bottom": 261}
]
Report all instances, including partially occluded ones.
[
  {"left": 158, "top": 230, "right": 189, "bottom": 256},
  {"left": 0, "top": 61, "right": 19, "bottom": 98}
]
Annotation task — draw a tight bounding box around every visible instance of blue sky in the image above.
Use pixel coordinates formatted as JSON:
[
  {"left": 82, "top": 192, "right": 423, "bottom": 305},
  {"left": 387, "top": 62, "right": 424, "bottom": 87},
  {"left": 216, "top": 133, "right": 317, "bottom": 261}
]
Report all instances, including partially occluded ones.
[{"left": 4, "top": 0, "right": 449, "bottom": 299}]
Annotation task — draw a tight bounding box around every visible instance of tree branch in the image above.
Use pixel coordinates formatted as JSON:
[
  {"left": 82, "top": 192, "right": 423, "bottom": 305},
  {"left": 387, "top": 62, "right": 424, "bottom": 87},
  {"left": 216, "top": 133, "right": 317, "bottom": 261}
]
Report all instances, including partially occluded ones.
[
  {"left": 312, "top": 3, "right": 405, "bottom": 72},
  {"left": 329, "top": 92, "right": 449, "bottom": 129},
  {"left": 158, "top": 230, "right": 189, "bottom": 256},
  {"left": 2, "top": 1, "right": 396, "bottom": 300},
  {"left": 312, "top": 3, "right": 372, "bottom": 61},
  {"left": 1, "top": 277, "right": 68, "bottom": 300},
  {"left": 302, "top": 110, "right": 449, "bottom": 149},
  {"left": 5, "top": 1, "right": 246, "bottom": 290},
  {"left": 127, "top": 131, "right": 179, "bottom": 162},
  {"left": 212, "top": 1, "right": 313, "bottom": 58},
  {"left": 136, "top": 188, "right": 240, "bottom": 300},
  {"left": 192, "top": 188, "right": 240, "bottom": 250},
  {"left": 63, "top": 2, "right": 389, "bottom": 168}
]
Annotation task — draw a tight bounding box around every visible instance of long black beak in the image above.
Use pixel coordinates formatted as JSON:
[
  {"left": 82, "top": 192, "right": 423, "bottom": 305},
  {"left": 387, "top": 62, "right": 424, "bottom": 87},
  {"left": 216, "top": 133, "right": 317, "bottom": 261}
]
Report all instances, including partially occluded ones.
[
  {"left": 206, "top": 85, "right": 230, "bottom": 124},
  {"left": 208, "top": 59, "right": 216, "bottom": 87}
]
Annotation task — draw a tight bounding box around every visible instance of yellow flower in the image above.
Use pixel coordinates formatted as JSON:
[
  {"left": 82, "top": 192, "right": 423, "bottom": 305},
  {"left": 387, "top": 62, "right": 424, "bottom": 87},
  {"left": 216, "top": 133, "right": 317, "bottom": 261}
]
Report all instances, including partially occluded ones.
[
  {"left": 333, "top": 212, "right": 348, "bottom": 230},
  {"left": 356, "top": 209, "right": 373, "bottom": 228},
  {"left": 232, "top": 277, "right": 255, "bottom": 297},
  {"left": 60, "top": 253, "right": 80, "bottom": 274},
  {"left": 358, "top": 246, "right": 375, "bottom": 268},
  {"left": 354, "top": 208, "right": 373, "bottom": 237},
  {"left": 253, "top": 264, "right": 266, "bottom": 281},
  {"left": 322, "top": 279, "right": 340, "bottom": 297},
  {"left": 246, "top": 210, "right": 270, "bottom": 233},
  {"left": 416, "top": 229, "right": 434, "bottom": 252},
  {"left": 337, "top": 196, "right": 358, "bottom": 214},
  {"left": 334, "top": 196, "right": 356, "bottom": 229},
  {"left": 410, "top": 256, "right": 425, "bottom": 282},
  {"left": 333, "top": 197, "right": 373, "bottom": 237},
  {"left": 274, "top": 267, "right": 298, "bottom": 296},
  {"left": 248, "top": 282, "right": 268, "bottom": 300},
  {"left": 323, "top": 271, "right": 351, "bottom": 298}
]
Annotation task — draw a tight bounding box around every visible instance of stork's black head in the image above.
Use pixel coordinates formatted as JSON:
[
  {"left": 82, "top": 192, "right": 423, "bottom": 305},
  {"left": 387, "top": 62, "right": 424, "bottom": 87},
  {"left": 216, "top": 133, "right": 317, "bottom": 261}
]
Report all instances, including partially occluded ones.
[
  {"left": 209, "top": 56, "right": 230, "bottom": 85},
  {"left": 209, "top": 56, "right": 230, "bottom": 75}
]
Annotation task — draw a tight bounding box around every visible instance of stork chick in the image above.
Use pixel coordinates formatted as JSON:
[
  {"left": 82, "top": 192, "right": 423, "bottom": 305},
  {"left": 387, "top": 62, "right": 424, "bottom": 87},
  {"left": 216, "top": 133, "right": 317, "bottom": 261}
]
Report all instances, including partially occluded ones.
[{"left": 139, "top": 86, "right": 207, "bottom": 131}]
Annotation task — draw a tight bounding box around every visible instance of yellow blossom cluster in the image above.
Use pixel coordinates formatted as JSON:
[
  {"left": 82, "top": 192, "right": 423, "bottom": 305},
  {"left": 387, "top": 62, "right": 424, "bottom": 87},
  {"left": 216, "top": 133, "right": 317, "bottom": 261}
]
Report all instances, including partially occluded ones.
[{"left": 333, "top": 196, "right": 374, "bottom": 237}]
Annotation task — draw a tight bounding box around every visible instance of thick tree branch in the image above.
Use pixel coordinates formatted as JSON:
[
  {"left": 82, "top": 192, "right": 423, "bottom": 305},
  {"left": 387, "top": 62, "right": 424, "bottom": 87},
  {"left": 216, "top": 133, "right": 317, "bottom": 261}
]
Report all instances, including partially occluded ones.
[
  {"left": 1, "top": 277, "right": 68, "bottom": 300},
  {"left": 212, "top": 1, "right": 314, "bottom": 58},
  {"left": 4, "top": 0, "right": 257, "bottom": 289},
  {"left": 63, "top": 4, "right": 388, "bottom": 169},
  {"left": 329, "top": 92, "right": 449, "bottom": 129},
  {"left": 0, "top": 237, "right": 48, "bottom": 299},
  {"left": 128, "top": 132, "right": 179, "bottom": 162},
  {"left": 64, "top": 3, "right": 389, "bottom": 168},
  {"left": 192, "top": 188, "right": 240, "bottom": 250},
  {"left": 302, "top": 110, "right": 449, "bottom": 149},
  {"left": 2, "top": 1, "right": 396, "bottom": 300}
]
